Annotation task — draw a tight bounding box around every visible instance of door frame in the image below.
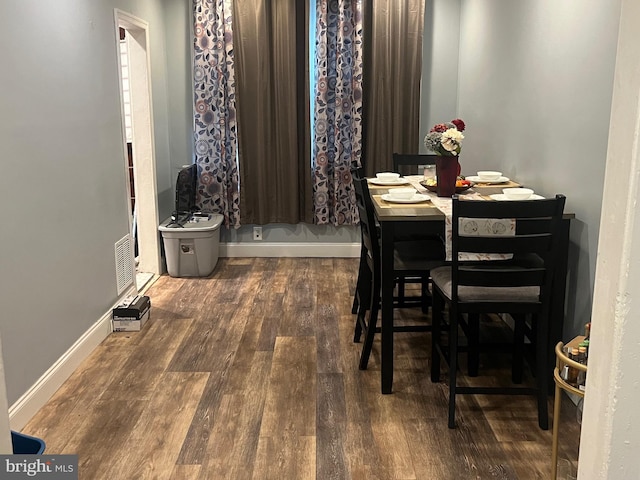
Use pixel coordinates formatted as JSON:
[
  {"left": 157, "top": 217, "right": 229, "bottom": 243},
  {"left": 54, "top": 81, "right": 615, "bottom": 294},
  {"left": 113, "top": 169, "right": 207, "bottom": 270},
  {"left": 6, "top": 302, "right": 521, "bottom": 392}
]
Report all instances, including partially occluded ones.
[{"left": 114, "top": 9, "right": 162, "bottom": 279}]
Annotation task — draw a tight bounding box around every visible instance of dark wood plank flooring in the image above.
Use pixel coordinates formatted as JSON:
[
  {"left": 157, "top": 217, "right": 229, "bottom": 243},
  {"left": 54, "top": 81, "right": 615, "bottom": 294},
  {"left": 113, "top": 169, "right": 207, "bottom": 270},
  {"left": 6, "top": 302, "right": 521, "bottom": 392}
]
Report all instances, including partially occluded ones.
[{"left": 22, "top": 258, "right": 581, "bottom": 479}]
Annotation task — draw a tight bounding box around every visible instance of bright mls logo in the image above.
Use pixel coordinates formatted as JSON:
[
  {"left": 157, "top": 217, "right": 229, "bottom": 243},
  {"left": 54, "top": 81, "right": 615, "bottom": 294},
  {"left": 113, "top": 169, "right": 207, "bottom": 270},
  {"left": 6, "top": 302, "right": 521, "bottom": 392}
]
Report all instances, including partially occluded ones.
[{"left": 0, "top": 455, "right": 78, "bottom": 479}]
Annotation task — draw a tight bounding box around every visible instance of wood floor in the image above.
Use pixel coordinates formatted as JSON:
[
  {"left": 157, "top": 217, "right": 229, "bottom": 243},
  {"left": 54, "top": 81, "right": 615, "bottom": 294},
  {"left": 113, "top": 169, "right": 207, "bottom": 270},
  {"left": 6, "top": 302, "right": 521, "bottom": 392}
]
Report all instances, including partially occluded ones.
[{"left": 22, "top": 258, "right": 581, "bottom": 479}]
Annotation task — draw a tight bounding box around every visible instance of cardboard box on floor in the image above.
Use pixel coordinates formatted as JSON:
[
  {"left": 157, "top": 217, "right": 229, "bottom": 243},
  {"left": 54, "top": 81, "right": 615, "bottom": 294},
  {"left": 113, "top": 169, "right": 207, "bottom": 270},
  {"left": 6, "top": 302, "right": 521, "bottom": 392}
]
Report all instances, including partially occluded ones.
[{"left": 112, "top": 295, "right": 151, "bottom": 332}]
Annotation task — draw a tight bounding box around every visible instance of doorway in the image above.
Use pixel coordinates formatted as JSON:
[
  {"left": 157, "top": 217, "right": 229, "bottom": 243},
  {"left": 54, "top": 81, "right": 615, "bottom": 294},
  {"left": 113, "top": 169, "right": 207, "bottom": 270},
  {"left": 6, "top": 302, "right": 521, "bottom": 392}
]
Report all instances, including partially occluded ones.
[{"left": 115, "top": 10, "right": 162, "bottom": 289}]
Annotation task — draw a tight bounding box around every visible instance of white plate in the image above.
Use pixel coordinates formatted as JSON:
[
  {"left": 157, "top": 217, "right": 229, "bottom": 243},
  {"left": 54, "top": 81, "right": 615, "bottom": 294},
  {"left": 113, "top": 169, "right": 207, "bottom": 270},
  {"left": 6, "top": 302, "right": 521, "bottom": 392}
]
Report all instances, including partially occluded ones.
[
  {"left": 369, "top": 177, "right": 409, "bottom": 186},
  {"left": 381, "top": 193, "right": 431, "bottom": 204},
  {"left": 466, "top": 175, "right": 510, "bottom": 184},
  {"left": 489, "top": 194, "right": 545, "bottom": 201}
]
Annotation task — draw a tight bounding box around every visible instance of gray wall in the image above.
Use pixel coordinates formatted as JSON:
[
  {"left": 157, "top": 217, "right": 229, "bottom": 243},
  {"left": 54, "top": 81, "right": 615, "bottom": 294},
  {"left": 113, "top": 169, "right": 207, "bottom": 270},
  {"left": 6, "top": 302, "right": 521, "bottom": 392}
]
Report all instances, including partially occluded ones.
[
  {"left": 163, "top": 0, "right": 195, "bottom": 216},
  {"left": 420, "top": 0, "right": 462, "bottom": 145},
  {"left": 421, "top": 0, "right": 621, "bottom": 337},
  {"left": 0, "top": 0, "right": 175, "bottom": 404},
  {"left": 223, "top": 224, "right": 359, "bottom": 243}
]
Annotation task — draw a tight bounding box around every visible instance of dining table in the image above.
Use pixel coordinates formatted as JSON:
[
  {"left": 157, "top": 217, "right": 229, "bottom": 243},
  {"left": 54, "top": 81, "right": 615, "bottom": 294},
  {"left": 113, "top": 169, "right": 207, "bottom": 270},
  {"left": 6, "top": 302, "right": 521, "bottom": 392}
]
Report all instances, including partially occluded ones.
[{"left": 368, "top": 175, "right": 574, "bottom": 394}]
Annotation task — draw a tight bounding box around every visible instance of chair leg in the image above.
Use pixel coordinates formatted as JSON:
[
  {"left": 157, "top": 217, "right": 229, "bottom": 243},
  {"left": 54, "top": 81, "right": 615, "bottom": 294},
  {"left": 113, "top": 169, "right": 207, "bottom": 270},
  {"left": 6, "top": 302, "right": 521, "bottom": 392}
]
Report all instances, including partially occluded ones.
[
  {"left": 421, "top": 278, "right": 431, "bottom": 314},
  {"left": 397, "top": 279, "right": 406, "bottom": 306},
  {"left": 359, "top": 272, "right": 380, "bottom": 370},
  {"left": 431, "top": 292, "right": 443, "bottom": 382},
  {"left": 467, "top": 313, "right": 480, "bottom": 377},
  {"left": 352, "top": 246, "right": 368, "bottom": 315},
  {"left": 353, "top": 265, "right": 373, "bottom": 343},
  {"left": 353, "top": 298, "right": 364, "bottom": 344},
  {"left": 353, "top": 315, "right": 363, "bottom": 343},
  {"left": 448, "top": 307, "right": 459, "bottom": 429},
  {"left": 535, "top": 314, "right": 549, "bottom": 430},
  {"left": 512, "top": 313, "right": 525, "bottom": 384}
]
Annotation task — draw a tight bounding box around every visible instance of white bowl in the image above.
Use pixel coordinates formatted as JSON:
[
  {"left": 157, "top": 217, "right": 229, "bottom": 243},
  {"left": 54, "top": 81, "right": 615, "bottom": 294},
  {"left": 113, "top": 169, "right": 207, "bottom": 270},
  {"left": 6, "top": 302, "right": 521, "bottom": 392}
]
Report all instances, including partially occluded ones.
[
  {"left": 503, "top": 187, "right": 534, "bottom": 200},
  {"left": 376, "top": 172, "right": 401, "bottom": 182},
  {"left": 388, "top": 187, "right": 416, "bottom": 200},
  {"left": 477, "top": 170, "right": 503, "bottom": 181}
]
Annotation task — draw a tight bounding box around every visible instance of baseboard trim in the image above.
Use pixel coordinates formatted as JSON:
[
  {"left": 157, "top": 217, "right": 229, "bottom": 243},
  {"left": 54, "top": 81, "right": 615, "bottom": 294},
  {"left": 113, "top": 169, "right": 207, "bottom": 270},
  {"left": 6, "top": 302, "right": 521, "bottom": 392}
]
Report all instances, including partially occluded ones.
[
  {"left": 220, "top": 242, "right": 360, "bottom": 258},
  {"left": 8, "top": 287, "right": 136, "bottom": 430}
]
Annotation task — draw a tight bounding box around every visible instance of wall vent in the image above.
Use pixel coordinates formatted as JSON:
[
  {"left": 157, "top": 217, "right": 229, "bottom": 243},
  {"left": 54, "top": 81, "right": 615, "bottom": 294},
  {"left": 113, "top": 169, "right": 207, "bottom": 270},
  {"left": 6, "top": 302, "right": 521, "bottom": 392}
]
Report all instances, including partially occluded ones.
[{"left": 115, "top": 234, "right": 134, "bottom": 294}]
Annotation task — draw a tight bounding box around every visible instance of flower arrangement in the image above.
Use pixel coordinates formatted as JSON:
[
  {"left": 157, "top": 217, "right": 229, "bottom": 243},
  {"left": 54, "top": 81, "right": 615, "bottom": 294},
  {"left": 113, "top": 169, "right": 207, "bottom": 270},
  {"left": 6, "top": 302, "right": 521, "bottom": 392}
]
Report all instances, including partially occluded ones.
[{"left": 424, "top": 118, "right": 465, "bottom": 156}]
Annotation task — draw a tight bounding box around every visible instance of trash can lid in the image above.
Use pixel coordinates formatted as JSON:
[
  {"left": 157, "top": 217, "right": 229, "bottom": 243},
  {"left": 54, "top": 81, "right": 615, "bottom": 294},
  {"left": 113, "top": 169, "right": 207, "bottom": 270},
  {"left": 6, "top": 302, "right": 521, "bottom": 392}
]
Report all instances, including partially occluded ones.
[{"left": 159, "top": 214, "right": 223, "bottom": 232}]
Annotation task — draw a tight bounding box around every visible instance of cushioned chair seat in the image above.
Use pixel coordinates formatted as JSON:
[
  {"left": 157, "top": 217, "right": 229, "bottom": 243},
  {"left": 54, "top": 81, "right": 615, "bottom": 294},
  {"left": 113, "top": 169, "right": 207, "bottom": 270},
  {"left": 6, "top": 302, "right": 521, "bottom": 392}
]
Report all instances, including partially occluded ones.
[{"left": 430, "top": 267, "right": 540, "bottom": 302}]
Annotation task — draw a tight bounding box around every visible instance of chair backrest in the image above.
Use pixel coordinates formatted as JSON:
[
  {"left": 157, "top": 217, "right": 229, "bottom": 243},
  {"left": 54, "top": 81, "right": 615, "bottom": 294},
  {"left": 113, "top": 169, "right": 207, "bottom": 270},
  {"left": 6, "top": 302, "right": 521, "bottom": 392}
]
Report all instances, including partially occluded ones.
[
  {"left": 450, "top": 194, "right": 566, "bottom": 306},
  {"left": 393, "top": 153, "right": 440, "bottom": 176},
  {"left": 351, "top": 167, "right": 380, "bottom": 264}
]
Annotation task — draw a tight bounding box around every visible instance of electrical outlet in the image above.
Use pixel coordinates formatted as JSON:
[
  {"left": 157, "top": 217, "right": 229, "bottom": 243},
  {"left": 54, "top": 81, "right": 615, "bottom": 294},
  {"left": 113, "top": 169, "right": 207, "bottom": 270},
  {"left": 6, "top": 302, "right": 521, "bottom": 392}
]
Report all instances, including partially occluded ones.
[{"left": 253, "top": 226, "right": 263, "bottom": 241}]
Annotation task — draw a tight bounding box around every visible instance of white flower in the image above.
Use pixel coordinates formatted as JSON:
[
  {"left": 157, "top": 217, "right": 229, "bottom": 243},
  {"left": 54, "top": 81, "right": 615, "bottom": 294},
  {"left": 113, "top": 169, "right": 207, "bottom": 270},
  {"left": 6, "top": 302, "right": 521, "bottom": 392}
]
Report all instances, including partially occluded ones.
[{"left": 441, "top": 128, "right": 464, "bottom": 152}]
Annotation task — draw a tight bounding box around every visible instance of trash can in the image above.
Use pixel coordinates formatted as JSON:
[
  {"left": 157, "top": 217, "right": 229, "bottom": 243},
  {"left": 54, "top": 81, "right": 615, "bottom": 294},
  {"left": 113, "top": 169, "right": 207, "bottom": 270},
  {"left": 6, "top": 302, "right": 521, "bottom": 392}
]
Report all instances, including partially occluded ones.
[
  {"left": 11, "top": 431, "right": 46, "bottom": 454},
  {"left": 159, "top": 214, "right": 224, "bottom": 277}
]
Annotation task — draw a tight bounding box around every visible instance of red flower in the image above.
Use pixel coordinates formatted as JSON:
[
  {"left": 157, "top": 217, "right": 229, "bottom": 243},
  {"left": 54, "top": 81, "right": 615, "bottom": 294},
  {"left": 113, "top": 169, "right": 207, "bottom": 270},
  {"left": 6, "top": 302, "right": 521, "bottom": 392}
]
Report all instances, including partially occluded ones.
[
  {"left": 430, "top": 123, "right": 448, "bottom": 133},
  {"left": 452, "top": 118, "right": 466, "bottom": 132}
]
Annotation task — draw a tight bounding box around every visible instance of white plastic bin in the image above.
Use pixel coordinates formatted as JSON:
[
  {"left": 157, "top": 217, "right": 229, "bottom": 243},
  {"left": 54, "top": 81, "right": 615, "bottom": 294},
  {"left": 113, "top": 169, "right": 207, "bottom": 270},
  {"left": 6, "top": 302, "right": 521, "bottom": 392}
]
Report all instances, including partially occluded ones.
[{"left": 159, "top": 214, "right": 224, "bottom": 277}]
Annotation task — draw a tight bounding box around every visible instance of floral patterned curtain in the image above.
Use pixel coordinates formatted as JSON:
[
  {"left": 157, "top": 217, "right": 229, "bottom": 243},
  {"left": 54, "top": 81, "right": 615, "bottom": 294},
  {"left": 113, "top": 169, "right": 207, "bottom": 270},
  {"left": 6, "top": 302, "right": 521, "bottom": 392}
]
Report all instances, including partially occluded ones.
[
  {"left": 312, "top": 0, "right": 363, "bottom": 225},
  {"left": 193, "top": 0, "right": 240, "bottom": 228}
]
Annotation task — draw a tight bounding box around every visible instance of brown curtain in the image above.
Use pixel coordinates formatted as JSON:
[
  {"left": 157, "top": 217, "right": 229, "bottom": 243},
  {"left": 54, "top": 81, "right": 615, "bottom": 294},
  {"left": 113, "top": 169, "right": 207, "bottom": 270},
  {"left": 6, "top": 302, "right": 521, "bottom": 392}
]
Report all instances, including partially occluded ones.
[
  {"left": 362, "top": 0, "right": 426, "bottom": 177},
  {"left": 234, "top": 0, "right": 313, "bottom": 224}
]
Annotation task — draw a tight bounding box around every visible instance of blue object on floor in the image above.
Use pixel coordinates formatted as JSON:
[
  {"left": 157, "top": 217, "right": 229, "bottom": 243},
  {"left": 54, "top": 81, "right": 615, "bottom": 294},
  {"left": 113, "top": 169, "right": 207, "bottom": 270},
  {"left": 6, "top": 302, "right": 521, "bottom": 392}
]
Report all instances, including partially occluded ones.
[{"left": 11, "top": 431, "right": 46, "bottom": 454}]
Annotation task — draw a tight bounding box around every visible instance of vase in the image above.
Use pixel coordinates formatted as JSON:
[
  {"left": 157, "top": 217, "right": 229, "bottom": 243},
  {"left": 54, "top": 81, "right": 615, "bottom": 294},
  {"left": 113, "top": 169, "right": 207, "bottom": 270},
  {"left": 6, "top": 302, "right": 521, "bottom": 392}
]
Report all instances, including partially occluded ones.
[{"left": 435, "top": 156, "right": 459, "bottom": 197}]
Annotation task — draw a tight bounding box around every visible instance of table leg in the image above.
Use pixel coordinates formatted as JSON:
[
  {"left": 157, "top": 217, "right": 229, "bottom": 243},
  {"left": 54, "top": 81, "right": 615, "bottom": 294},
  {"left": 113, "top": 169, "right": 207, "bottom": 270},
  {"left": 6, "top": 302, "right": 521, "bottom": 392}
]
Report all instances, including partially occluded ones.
[
  {"left": 380, "top": 223, "right": 395, "bottom": 394},
  {"left": 549, "top": 219, "right": 571, "bottom": 389}
]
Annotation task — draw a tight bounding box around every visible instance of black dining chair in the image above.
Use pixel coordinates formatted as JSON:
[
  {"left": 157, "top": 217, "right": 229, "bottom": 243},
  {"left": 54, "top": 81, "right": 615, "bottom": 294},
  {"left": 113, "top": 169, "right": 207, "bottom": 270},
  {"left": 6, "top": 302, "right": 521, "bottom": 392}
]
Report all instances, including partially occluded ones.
[
  {"left": 390, "top": 153, "right": 444, "bottom": 303},
  {"left": 392, "top": 153, "right": 440, "bottom": 176},
  {"left": 351, "top": 166, "right": 445, "bottom": 370},
  {"left": 429, "top": 194, "right": 566, "bottom": 430},
  {"left": 350, "top": 158, "right": 440, "bottom": 315}
]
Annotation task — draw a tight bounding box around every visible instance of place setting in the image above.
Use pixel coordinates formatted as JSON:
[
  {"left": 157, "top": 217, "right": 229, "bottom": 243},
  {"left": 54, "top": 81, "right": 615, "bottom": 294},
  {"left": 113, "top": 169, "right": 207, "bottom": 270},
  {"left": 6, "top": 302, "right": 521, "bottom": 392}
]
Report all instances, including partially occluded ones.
[
  {"left": 466, "top": 170, "right": 511, "bottom": 185},
  {"left": 490, "top": 187, "right": 545, "bottom": 201},
  {"left": 380, "top": 187, "right": 431, "bottom": 204},
  {"left": 368, "top": 172, "right": 410, "bottom": 186}
]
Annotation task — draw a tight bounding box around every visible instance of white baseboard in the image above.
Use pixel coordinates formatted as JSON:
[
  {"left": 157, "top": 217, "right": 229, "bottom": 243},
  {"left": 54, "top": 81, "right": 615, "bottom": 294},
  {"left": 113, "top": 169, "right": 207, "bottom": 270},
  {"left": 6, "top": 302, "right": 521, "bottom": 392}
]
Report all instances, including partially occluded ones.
[
  {"left": 220, "top": 242, "right": 360, "bottom": 258},
  {"left": 8, "top": 287, "right": 136, "bottom": 430}
]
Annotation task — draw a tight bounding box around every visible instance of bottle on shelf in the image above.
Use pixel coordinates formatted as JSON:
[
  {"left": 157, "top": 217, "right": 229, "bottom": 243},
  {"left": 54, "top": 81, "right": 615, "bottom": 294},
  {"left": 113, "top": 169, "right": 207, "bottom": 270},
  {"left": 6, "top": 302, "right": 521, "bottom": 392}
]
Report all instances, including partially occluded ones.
[
  {"left": 561, "top": 345, "right": 572, "bottom": 383},
  {"left": 565, "top": 347, "right": 580, "bottom": 387},
  {"left": 577, "top": 345, "right": 588, "bottom": 390},
  {"left": 584, "top": 322, "right": 591, "bottom": 340},
  {"left": 581, "top": 322, "right": 591, "bottom": 358}
]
